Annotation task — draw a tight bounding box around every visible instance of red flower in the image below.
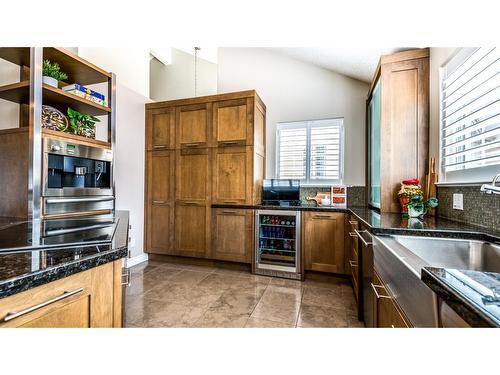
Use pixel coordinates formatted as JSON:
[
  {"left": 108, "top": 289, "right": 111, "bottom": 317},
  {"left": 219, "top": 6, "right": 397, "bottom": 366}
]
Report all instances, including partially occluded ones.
[{"left": 402, "top": 178, "right": 419, "bottom": 185}]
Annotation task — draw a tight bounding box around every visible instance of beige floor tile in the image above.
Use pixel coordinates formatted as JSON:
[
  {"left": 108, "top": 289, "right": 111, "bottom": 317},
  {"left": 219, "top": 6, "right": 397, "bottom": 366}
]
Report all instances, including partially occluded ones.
[
  {"left": 297, "top": 304, "right": 348, "bottom": 328},
  {"left": 196, "top": 273, "right": 243, "bottom": 293},
  {"left": 166, "top": 270, "right": 212, "bottom": 285},
  {"left": 244, "top": 317, "right": 295, "bottom": 328},
  {"left": 125, "top": 297, "right": 206, "bottom": 328},
  {"left": 302, "top": 285, "right": 346, "bottom": 309},
  {"left": 144, "top": 281, "right": 224, "bottom": 308},
  {"left": 250, "top": 301, "right": 300, "bottom": 325},
  {"left": 261, "top": 285, "right": 303, "bottom": 306},
  {"left": 269, "top": 277, "right": 304, "bottom": 290},
  {"left": 129, "top": 262, "right": 159, "bottom": 278},
  {"left": 126, "top": 267, "right": 183, "bottom": 296},
  {"left": 208, "top": 290, "right": 262, "bottom": 315},
  {"left": 227, "top": 278, "right": 269, "bottom": 297},
  {"left": 346, "top": 310, "right": 365, "bottom": 328},
  {"left": 195, "top": 310, "right": 250, "bottom": 328}
]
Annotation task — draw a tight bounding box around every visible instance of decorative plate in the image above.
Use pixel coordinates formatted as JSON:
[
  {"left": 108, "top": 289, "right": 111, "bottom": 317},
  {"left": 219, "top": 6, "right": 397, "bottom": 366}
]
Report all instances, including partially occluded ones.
[{"left": 41, "top": 105, "right": 68, "bottom": 132}]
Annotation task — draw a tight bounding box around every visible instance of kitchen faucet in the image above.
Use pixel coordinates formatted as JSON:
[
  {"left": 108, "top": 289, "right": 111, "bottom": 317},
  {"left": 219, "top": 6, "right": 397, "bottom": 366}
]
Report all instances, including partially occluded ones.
[{"left": 480, "top": 173, "right": 500, "bottom": 194}]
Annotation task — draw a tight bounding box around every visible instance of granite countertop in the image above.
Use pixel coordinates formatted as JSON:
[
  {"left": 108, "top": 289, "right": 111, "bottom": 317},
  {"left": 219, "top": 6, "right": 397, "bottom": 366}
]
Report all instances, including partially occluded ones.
[
  {"left": 0, "top": 210, "right": 129, "bottom": 300},
  {"left": 213, "top": 203, "right": 500, "bottom": 242},
  {"left": 422, "top": 267, "right": 500, "bottom": 327}
]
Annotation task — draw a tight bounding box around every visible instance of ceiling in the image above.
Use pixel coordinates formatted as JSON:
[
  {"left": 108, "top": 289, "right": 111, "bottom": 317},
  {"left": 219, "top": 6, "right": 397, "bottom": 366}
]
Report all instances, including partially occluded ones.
[{"left": 267, "top": 47, "right": 410, "bottom": 83}]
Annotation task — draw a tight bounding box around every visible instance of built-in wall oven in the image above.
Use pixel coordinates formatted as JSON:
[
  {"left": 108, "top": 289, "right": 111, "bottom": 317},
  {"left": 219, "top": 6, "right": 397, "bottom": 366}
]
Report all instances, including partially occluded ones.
[
  {"left": 42, "top": 138, "right": 114, "bottom": 219},
  {"left": 255, "top": 209, "right": 301, "bottom": 280}
]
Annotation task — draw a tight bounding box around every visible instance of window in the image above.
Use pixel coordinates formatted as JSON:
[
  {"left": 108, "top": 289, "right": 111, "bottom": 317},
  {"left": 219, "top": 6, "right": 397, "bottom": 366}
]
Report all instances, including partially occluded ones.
[
  {"left": 276, "top": 118, "right": 344, "bottom": 184},
  {"left": 440, "top": 47, "right": 500, "bottom": 182}
]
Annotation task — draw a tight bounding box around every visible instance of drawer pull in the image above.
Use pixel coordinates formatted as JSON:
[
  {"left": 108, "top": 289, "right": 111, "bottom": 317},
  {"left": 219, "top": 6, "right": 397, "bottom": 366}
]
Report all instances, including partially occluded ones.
[
  {"left": 122, "top": 269, "right": 131, "bottom": 287},
  {"left": 371, "top": 283, "right": 391, "bottom": 300},
  {"left": 355, "top": 229, "right": 373, "bottom": 247},
  {"left": 2, "top": 288, "right": 84, "bottom": 322},
  {"left": 222, "top": 210, "right": 237, "bottom": 214},
  {"left": 153, "top": 145, "right": 167, "bottom": 149},
  {"left": 185, "top": 143, "right": 202, "bottom": 147},
  {"left": 349, "top": 220, "right": 358, "bottom": 225},
  {"left": 220, "top": 141, "right": 239, "bottom": 145},
  {"left": 348, "top": 260, "right": 358, "bottom": 268},
  {"left": 153, "top": 200, "right": 166, "bottom": 204},
  {"left": 313, "top": 215, "right": 332, "bottom": 219},
  {"left": 349, "top": 232, "right": 357, "bottom": 237},
  {"left": 184, "top": 202, "right": 199, "bottom": 205}
]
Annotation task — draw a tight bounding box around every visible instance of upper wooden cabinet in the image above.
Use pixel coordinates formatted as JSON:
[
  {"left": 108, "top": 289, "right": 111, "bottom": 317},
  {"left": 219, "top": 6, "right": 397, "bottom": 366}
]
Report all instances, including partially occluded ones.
[
  {"left": 146, "top": 108, "right": 175, "bottom": 150},
  {"left": 213, "top": 98, "right": 252, "bottom": 147},
  {"left": 367, "top": 48, "right": 429, "bottom": 213},
  {"left": 176, "top": 103, "right": 211, "bottom": 148},
  {"left": 303, "top": 211, "right": 345, "bottom": 274}
]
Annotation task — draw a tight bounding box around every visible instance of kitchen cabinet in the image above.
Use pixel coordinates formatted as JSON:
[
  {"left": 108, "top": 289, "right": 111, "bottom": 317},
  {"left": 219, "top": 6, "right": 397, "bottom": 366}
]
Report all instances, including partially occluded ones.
[
  {"left": 175, "top": 202, "right": 210, "bottom": 258},
  {"left": 144, "top": 91, "right": 266, "bottom": 260},
  {"left": 367, "top": 48, "right": 429, "bottom": 212},
  {"left": 145, "top": 151, "right": 175, "bottom": 255},
  {"left": 146, "top": 108, "right": 175, "bottom": 150},
  {"left": 0, "top": 261, "right": 122, "bottom": 328},
  {"left": 175, "top": 103, "right": 210, "bottom": 149},
  {"left": 303, "top": 212, "right": 345, "bottom": 274},
  {"left": 346, "top": 214, "right": 360, "bottom": 301},
  {"left": 212, "top": 208, "right": 253, "bottom": 263},
  {"left": 372, "top": 270, "right": 412, "bottom": 328}
]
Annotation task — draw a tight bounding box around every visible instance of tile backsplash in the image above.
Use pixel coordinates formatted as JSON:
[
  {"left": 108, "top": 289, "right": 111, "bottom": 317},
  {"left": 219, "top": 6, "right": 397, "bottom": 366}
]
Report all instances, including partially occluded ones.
[
  {"left": 437, "top": 185, "right": 500, "bottom": 231},
  {"left": 300, "top": 186, "right": 366, "bottom": 207}
]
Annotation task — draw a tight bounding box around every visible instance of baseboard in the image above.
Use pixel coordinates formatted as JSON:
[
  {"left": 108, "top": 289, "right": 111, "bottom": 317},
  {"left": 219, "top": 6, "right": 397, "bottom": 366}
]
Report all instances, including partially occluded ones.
[{"left": 125, "top": 253, "right": 149, "bottom": 268}]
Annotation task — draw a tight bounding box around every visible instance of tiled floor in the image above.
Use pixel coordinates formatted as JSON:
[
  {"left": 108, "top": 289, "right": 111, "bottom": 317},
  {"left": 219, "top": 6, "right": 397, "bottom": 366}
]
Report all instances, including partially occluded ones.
[{"left": 124, "top": 260, "right": 365, "bottom": 328}]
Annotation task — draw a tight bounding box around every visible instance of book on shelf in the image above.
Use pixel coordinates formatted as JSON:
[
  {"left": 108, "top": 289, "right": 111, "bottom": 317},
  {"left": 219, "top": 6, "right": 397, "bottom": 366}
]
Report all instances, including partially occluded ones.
[{"left": 62, "top": 84, "right": 108, "bottom": 107}]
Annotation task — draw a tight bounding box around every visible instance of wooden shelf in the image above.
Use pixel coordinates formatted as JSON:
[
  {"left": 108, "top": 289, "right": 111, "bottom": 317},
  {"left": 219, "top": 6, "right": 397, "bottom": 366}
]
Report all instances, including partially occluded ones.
[
  {"left": 43, "top": 84, "right": 111, "bottom": 116},
  {"left": 0, "top": 80, "right": 111, "bottom": 116},
  {"left": 42, "top": 129, "right": 111, "bottom": 149},
  {"left": 0, "top": 47, "right": 111, "bottom": 85},
  {"left": 0, "top": 81, "right": 30, "bottom": 103}
]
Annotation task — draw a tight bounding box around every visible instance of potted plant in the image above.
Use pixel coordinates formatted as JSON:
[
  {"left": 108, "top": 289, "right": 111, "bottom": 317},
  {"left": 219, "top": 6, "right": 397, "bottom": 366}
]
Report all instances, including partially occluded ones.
[
  {"left": 42, "top": 59, "right": 68, "bottom": 87},
  {"left": 67, "top": 107, "right": 100, "bottom": 138},
  {"left": 397, "top": 178, "right": 423, "bottom": 213},
  {"left": 406, "top": 195, "right": 439, "bottom": 218}
]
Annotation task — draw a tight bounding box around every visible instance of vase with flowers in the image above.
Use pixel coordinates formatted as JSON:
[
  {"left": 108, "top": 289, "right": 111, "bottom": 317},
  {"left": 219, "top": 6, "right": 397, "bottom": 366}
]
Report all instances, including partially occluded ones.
[
  {"left": 397, "top": 178, "right": 423, "bottom": 213},
  {"left": 406, "top": 195, "right": 439, "bottom": 218}
]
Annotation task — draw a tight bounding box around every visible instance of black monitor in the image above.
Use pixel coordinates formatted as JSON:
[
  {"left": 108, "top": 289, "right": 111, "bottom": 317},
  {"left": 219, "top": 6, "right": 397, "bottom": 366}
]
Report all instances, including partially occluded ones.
[{"left": 262, "top": 179, "right": 300, "bottom": 206}]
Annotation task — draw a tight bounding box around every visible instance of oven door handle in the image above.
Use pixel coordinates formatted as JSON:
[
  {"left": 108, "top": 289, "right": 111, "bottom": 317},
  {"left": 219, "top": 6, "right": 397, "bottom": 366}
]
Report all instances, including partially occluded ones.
[{"left": 45, "top": 196, "right": 115, "bottom": 204}]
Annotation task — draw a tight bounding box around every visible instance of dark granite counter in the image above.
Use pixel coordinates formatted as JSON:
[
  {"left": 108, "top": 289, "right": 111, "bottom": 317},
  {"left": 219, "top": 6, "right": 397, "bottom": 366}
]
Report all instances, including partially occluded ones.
[
  {"left": 213, "top": 203, "right": 500, "bottom": 242},
  {"left": 0, "top": 210, "right": 129, "bottom": 300},
  {"left": 422, "top": 267, "right": 500, "bottom": 327}
]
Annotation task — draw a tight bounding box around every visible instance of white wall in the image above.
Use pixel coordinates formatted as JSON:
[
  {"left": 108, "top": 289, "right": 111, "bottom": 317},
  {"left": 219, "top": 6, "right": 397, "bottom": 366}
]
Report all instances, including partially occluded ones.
[
  {"left": 150, "top": 48, "right": 217, "bottom": 101},
  {"left": 78, "top": 48, "right": 150, "bottom": 260},
  {"left": 217, "top": 48, "right": 369, "bottom": 185},
  {"left": 0, "top": 59, "right": 20, "bottom": 130}
]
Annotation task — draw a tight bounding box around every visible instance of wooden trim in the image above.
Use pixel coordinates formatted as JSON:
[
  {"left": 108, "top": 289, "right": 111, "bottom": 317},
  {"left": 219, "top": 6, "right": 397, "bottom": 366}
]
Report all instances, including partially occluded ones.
[
  {"left": 43, "top": 83, "right": 112, "bottom": 115},
  {"left": 43, "top": 209, "right": 112, "bottom": 219},
  {"left": 112, "top": 259, "right": 123, "bottom": 328},
  {"left": 380, "top": 48, "right": 430, "bottom": 65},
  {"left": 146, "top": 90, "right": 262, "bottom": 109},
  {"left": 42, "top": 128, "right": 111, "bottom": 149}
]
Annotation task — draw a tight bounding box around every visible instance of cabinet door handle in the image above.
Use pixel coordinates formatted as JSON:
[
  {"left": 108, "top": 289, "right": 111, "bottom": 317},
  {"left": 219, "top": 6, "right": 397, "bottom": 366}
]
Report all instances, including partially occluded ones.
[
  {"left": 371, "top": 283, "right": 391, "bottom": 300},
  {"left": 222, "top": 210, "right": 238, "bottom": 214},
  {"left": 153, "top": 200, "right": 166, "bottom": 204},
  {"left": 184, "top": 202, "right": 199, "bottom": 205},
  {"left": 349, "top": 232, "right": 357, "bottom": 237},
  {"left": 2, "top": 288, "right": 84, "bottom": 322},
  {"left": 348, "top": 260, "right": 357, "bottom": 268},
  {"left": 349, "top": 220, "right": 358, "bottom": 225},
  {"left": 153, "top": 145, "right": 167, "bottom": 149},
  {"left": 223, "top": 201, "right": 238, "bottom": 204},
  {"left": 185, "top": 143, "right": 201, "bottom": 147},
  {"left": 355, "top": 229, "right": 373, "bottom": 247},
  {"left": 313, "top": 214, "right": 332, "bottom": 219},
  {"left": 220, "top": 141, "right": 239, "bottom": 145},
  {"left": 122, "top": 269, "right": 131, "bottom": 286}
]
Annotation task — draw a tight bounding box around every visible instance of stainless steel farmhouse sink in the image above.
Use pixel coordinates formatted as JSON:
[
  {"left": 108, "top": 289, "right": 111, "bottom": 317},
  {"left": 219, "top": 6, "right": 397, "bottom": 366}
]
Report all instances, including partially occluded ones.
[{"left": 373, "top": 235, "right": 500, "bottom": 327}]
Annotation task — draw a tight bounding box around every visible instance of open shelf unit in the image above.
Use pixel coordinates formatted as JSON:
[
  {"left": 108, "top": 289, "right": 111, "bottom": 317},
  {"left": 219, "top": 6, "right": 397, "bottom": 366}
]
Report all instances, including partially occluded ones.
[{"left": 0, "top": 47, "right": 116, "bottom": 222}]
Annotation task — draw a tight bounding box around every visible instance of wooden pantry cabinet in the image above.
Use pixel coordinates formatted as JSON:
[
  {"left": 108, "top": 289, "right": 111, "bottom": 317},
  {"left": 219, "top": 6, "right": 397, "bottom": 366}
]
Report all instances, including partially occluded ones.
[
  {"left": 0, "top": 261, "right": 123, "bottom": 328},
  {"left": 302, "top": 211, "right": 346, "bottom": 274},
  {"left": 144, "top": 91, "right": 266, "bottom": 262},
  {"left": 367, "top": 48, "right": 429, "bottom": 212}
]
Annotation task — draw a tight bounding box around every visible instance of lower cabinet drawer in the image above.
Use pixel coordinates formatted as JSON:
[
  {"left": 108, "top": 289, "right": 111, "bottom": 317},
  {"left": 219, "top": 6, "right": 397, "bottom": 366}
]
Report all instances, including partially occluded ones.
[{"left": 0, "top": 261, "right": 119, "bottom": 328}]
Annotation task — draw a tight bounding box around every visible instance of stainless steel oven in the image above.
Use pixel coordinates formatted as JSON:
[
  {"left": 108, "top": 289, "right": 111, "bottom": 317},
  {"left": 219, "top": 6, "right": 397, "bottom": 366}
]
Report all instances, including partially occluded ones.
[{"left": 42, "top": 138, "right": 114, "bottom": 219}]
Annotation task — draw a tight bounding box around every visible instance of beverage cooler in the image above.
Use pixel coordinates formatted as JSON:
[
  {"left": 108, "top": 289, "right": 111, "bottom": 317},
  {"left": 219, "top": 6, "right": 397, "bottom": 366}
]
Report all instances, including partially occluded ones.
[{"left": 254, "top": 209, "right": 301, "bottom": 280}]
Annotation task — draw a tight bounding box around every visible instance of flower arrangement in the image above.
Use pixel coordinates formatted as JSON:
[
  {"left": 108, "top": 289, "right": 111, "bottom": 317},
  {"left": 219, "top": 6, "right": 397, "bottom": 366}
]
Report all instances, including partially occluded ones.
[{"left": 397, "top": 178, "right": 423, "bottom": 213}]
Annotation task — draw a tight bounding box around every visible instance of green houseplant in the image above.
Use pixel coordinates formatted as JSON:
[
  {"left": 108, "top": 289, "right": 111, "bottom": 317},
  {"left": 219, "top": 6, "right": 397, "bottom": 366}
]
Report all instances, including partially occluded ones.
[
  {"left": 42, "top": 60, "right": 68, "bottom": 87},
  {"left": 407, "top": 195, "right": 439, "bottom": 218},
  {"left": 67, "top": 107, "right": 100, "bottom": 138}
]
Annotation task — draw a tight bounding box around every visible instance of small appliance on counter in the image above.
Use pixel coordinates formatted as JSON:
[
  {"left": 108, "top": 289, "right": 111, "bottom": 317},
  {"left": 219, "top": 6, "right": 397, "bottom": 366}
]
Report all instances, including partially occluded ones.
[{"left": 262, "top": 179, "right": 301, "bottom": 206}]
